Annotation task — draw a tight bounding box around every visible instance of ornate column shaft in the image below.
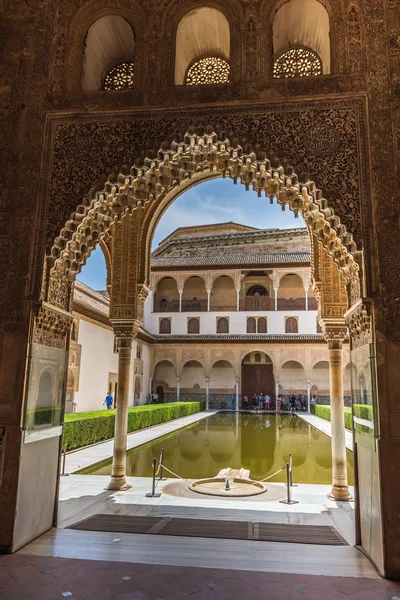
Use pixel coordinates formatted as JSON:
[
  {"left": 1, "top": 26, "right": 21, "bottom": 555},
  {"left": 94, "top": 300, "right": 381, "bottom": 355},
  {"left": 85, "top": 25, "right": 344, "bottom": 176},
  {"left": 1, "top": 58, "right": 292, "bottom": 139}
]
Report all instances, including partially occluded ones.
[
  {"left": 235, "top": 380, "right": 239, "bottom": 411},
  {"left": 205, "top": 378, "right": 210, "bottom": 410},
  {"left": 176, "top": 378, "right": 180, "bottom": 402},
  {"left": 306, "top": 380, "right": 311, "bottom": 412},
  {"left": 305, "top": 289, "right": 309, "bottom": 311},
  {"left": 178, "top": 290, "right": 183, "bottom": 312},
  {"left": 236, "top": 288, "right": 240, "bottom": 312},
  {"left": 274, "top": 288, "right": 278, "bottom": 311},
  {"left": 321, "top": 319, "right": 352, "bottom": 501},
  {"left": 107, "top": 328, "right": 134, "bottom": 491}
]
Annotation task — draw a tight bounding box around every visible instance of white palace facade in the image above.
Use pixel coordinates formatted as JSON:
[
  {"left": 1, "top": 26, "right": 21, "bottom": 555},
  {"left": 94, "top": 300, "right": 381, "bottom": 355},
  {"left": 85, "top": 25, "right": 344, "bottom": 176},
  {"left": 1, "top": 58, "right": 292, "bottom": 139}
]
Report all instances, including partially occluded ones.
[{"left": 67, "top": 223, "right": 351, "bottom": 413}]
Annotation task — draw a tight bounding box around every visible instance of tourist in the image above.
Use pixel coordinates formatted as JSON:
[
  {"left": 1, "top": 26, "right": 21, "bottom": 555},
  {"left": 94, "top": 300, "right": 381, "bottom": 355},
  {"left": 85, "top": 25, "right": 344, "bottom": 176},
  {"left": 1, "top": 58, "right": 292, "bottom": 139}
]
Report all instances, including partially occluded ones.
[
  {"left": 243, "top": 395, "right": 249, "bottom": 410},
  {"left": 258, "top": 392, "right": 264, "bottom": 411},
  {"left": 311, "top": 394, "right": 317, "bottom": 405},
  {"left": 290, "top": 394, "right": 297, "bottom": 412},
  {"left": 104, "top": 392, "right": 113, "bottom": 409},
  {"left": 231, "top": 393, "right": 236, "bottom": 410},
  {"left": 252, "top": 394, "right": 258, "bottom": 411},
  {"left": 264, "top": 393, "right": 271, "bottom": 411},
  {"left": 276, "top": 394, "right": 282, "bottom": 413},
  {"left": 297, "top": 393, "right": 304, "bottom": 411}
]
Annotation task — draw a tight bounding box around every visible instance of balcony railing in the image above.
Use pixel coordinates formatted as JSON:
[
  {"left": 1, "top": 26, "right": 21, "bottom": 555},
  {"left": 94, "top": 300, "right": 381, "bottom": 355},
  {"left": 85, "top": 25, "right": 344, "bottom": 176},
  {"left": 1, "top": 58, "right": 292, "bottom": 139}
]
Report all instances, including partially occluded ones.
[
  {"left": 239, "top": 296, "right": 274, "bottom": 311},
  {"left": 277, "top": 297, "right": 306, "bottom": 311}
]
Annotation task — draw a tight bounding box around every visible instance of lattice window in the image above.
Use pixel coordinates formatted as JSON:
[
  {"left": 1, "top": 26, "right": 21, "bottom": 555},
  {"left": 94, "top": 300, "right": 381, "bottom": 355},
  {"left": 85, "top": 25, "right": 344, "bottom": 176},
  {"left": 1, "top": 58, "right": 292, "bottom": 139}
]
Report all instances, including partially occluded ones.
[
  {"left": 247, "top": 317, "right": 256, "bottom": 333},
  {"left": 273, "top": 47, "right": 322, "bottom": 79},
  {"left": 255, "top": 353, "right": 262, "bottom": 363},
  {"left": 159, "top": 318, "right": 171, "bottom": 334},
  {"left": 217, "top": 317, "right": 229, "bottom": 334},
  {"left": 188, "top": 318, "right": 200, "bottom": 334},
  {"left": 186, "top": 57, "right": 230, "bottom": 85},
  {"left": 285, "top": 317, "right": 298, "bottom": 333},
  {"left": 104, "top": 61, "right": 135, "bottom": 90},
  {"left": 258, "top": 317, "right": 267, "bottom": 333}
]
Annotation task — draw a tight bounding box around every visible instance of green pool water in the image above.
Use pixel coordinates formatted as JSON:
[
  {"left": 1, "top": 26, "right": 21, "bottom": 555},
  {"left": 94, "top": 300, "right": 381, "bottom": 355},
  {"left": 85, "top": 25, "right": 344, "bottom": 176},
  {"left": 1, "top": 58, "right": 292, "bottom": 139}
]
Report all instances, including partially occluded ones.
[{"left": 83, "top": 413, "right": 354, "bottom": 485}]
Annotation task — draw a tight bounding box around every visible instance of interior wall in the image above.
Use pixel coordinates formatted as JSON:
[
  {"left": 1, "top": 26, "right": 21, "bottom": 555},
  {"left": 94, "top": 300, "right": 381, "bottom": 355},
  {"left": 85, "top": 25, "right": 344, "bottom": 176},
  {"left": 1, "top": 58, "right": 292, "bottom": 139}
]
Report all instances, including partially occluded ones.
[
  {"left": 180, "top": 361, "right": 206, "bottom": 391},
  {"left": 155, "top": 277, "right": 179, "bottom": 303},
  {"left": 175, "top": 7, "right": 230, "bottom": 85},
  {"left": 81, "top": 15, "right": 135, "bottom": 91},
  {"left": 209, "top": 361, "right": 235, "bottom": 391},
  {"left": 279, "top": 274, "right": 304, "bottom": 298},
  {"left": 154, "top": 361, "right": 176, "bottom": 391},
  {"left": 280, "top": 361, "right": 306, "bottom": 393},
  {"left": 182, "top": 277, "right": 207, "bottom": 300},
  {"left": 273, "top": 0, "right": 331, "bottom": 74}
]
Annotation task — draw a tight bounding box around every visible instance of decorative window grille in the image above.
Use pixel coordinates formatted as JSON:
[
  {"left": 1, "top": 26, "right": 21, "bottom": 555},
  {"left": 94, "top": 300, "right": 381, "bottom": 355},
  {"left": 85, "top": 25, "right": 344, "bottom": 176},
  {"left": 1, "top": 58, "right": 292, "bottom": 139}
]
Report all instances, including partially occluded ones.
[
  {"left": 159, "top": 318, "right": 171, "bottom": 334},
  {"left": 255, "top": 353, "right": 262, "bottom": 363},
  {"left": 217, "top": 317, "right": 229, "bottom": 334},
  {"left": 188, "top": 318, "right": 200, "bottom": 334},
  {"left": 104, "top": 61, "right": 135, "bottom": 90},
  {"left": 285, "top": 317, "right": 298, "bottom": 333},
  {"left": 247, "top": 317, "right": 257, "bottom": 333},
  {"left": 258, "top": 317, "right": 267, "bottom": 333},
  {"left": 273, "top": 47, "right": 322, "bottom": 79},
  {"left": 186, "top": 57, "right": 230, "bottom": 85}
]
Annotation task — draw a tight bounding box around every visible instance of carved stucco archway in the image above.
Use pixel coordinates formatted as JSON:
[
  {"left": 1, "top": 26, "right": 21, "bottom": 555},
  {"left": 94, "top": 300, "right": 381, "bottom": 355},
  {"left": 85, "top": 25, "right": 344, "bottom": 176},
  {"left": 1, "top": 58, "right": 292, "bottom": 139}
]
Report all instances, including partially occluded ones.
[{"left": 47, "top": 132, "right": 360, "bottom": 315}]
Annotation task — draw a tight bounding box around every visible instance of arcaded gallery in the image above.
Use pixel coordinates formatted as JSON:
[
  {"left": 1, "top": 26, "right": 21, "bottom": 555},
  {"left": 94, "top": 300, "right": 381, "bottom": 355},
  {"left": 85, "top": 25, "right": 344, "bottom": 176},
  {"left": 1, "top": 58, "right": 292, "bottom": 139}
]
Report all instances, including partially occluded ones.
[{"left": 1, "top": 0, "right": 400, "bottom": 595}]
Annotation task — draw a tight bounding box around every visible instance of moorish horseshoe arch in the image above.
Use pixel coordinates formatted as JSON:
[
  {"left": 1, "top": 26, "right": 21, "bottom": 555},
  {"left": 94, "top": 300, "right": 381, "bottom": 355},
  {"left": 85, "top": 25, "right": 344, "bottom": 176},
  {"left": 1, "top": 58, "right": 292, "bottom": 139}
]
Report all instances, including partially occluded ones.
[{"left": 46, "top": 132, "right": 361, "bottom": 319}]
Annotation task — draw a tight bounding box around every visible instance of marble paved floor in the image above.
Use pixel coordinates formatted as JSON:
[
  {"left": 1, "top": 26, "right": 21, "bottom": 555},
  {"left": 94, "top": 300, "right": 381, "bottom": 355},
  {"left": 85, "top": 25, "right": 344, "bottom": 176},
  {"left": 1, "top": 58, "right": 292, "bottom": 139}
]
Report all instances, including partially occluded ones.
[
  {"left": 2, "top": 548, "right": 398, "bottom": 599},
  {"left": 65, "top": 411, "right": 217, "bottom": 473}
]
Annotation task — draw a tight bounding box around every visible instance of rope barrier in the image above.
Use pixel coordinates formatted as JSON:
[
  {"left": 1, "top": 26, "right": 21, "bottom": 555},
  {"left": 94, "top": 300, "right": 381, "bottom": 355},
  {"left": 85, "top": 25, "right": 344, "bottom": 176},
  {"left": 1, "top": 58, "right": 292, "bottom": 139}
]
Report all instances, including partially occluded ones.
[
  {"left": 159, "top": 463, "right": 189, "bottom": 481},
  {"left": 258, "top": 465, "right": 286, "bottom": 483}
]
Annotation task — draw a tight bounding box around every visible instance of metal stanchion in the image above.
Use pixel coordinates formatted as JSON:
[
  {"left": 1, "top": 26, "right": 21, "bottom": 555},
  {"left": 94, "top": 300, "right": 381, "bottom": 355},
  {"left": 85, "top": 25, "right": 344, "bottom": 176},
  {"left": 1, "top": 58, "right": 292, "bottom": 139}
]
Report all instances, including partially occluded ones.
[
  {"left": 289, "top": 453, "right": 298, "bottom": 487},
  {"left": 61, "top": 446, "right": 69, "bottom": 477},
  {"left": 159, "top": 448, "right": 167, "bottom": 481},
  {"left": 146, "top": 458, "right": 161, "bottom": 497},
  {"left": 279, "top": 463, "right": 299, "bottom": 505}
]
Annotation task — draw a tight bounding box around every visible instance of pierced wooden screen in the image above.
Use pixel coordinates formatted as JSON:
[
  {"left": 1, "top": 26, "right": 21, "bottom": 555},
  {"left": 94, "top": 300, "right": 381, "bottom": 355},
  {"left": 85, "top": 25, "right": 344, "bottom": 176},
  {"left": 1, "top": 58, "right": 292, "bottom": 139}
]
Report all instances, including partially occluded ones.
[
  {"left": 258, "top": 317, "right": 267, "bottom": 333},
  {"left": 217, "top": 317, "right": 229, "bottom": 334},
  {"left": 186, "top": 57, "right": 230, "bottom": 85},
  {"left": 273, "top": 48, "right": 322, "bottom": 79},
  {"left": 188, "top": 318, "right": 200, "bottom": 334},
  {"left": 247, "top": 317, "right": 257, "bottom": 333},
  {"left": 285, "top": 317, "right": 298, "bottom": 333},
  {"left": 159, "top": 318, "right": 171, "bottom": 334},
  {"left": 104, "top": 62, "right": 135, "bottom": 90}
]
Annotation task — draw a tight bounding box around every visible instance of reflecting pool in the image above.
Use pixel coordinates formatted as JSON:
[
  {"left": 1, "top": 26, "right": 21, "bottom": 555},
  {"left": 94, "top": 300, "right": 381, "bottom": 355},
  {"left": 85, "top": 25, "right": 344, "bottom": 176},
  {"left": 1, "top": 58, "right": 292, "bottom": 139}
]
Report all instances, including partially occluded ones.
[{"left": 83, "top": 413, "right": 354, "bottom": 485}]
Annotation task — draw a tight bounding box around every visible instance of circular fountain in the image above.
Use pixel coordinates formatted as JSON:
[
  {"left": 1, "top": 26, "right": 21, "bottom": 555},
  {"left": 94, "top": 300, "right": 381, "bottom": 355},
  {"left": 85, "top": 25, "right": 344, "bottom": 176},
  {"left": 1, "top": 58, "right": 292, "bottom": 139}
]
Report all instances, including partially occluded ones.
[{"left": 188, "top": 468, "right": 267, "bottom": 497}]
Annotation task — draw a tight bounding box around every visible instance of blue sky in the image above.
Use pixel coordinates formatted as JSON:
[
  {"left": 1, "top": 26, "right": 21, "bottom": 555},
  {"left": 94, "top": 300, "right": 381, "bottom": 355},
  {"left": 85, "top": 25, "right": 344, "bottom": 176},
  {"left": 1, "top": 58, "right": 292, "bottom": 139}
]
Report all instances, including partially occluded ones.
[{"left": 78, "top": 178, "right": 305, "bottom": 290}]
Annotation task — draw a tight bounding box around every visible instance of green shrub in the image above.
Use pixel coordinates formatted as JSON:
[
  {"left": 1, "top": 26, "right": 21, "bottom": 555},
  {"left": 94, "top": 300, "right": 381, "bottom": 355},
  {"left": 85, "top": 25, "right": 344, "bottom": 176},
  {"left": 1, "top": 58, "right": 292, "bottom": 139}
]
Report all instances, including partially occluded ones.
[
  {"left": 63, "top": 402, "right": 205, "bottom": 451},
  {"left": 310, "top": 404, "right": 353, "bottom": 430},
  {"left": 353, "top": 404, "right": 373, "bottom": 421},
  {"left": 25, "top": 406, "right": 64, "bottom": 430}
]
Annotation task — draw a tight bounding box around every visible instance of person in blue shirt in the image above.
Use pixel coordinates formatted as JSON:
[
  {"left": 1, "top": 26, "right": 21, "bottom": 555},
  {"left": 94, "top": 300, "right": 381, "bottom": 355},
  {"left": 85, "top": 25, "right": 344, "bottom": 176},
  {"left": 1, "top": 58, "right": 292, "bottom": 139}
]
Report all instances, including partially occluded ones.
[{"left": 104, "top": 393, "right": 113, "bottom": 409}]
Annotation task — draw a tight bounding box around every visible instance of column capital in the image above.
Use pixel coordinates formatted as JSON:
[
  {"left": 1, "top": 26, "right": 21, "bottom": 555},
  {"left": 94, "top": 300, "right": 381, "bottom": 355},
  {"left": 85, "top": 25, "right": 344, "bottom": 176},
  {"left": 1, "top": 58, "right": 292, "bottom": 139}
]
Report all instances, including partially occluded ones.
[
  {"left": 111, "top": 320, "right": 139, "bottom": 347},
  {"left": 320, "top": 318, "right": 348, "bottom": 348}
]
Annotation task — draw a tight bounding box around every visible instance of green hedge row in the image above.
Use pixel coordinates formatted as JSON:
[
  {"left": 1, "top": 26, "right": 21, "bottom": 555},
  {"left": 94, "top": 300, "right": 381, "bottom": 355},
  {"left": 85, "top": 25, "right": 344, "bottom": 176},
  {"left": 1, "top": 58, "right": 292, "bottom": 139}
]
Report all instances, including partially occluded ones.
[
  {"left": 63, "top": 402, "right": 205, "bottom": 451},
  {"left": 353, "top": 404, "right": 373, "bottom": 421},
  {"left": 310, "top": 404, "right": 353, "bottom": 430},
  {"left": 25, "top": 406, "right": 64, "bottom": 429}
]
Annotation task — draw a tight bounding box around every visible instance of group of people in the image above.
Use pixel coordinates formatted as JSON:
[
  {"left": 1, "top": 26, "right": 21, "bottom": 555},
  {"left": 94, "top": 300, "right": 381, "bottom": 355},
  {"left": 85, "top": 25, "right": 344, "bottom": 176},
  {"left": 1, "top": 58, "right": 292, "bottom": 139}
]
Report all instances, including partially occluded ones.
[{"left": 242, "top": 392, "right": 314, "bottom": 412}]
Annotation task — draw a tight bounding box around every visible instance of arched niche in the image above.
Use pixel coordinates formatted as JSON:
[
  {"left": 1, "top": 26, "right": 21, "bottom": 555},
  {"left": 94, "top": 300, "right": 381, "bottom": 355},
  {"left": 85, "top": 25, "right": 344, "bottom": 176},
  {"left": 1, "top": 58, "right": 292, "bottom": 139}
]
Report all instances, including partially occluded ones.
[
  {"left": 153, "top": 360, "right": 176, "bottom": 395},
  {"left": 180, "top": 360, "right": 206, "bottom": 392},
  {"left": 182, "top": 276, "right": 207, "bottom": 311},
  {"left": 81, "top": 15, "right": 135, "bottom": 91},
  {"left": 311, "top": 360, "right": 330, "bottom": 396},
  {"left": 273, "top": 0, "right": 331, "bottom": 75},
  {"left": 279, "top": 274, "right": 304, "bottom": 298},
  {"left": 210, "top": 275, "right": 236, "bottom": 310},
  {"left": 154, "top": 276, "right": 179, "bottom": 312},
  {"left": 210, "top": 360, "right": 235, "bottom": 392},
  {"left": 175, "top": 7, "right": 230, "bottom": 85},
  {"left": 280, "top": 360, "right": 306, "bottom": 394}
]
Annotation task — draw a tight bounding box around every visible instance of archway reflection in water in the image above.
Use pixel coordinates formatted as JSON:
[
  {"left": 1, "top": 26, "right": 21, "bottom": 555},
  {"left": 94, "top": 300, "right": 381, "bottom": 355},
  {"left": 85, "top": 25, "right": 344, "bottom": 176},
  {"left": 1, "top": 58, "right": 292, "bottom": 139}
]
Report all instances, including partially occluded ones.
[{"left": 86, "top": 413, "right": 354, "bottom": 485}]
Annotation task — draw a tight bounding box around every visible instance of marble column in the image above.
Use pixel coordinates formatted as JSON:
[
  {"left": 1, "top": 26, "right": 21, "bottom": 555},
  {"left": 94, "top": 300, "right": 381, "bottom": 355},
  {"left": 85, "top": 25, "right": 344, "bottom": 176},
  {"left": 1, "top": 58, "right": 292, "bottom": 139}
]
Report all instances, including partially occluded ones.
[
  {"left": 306, "top": 380, "right": 311, "bottom": 412},
  {"left": 207, "top": 289, "right": 211, "bottom": 312},
  {"left": 322, "top": 320, "right": 352, "bottom": 501},
  {"left": 275, "top": 378, "right": 280, "bottom": 400},
  {"left": 178, "top": 290, "right": 183, "bottom": 312},
  {"left": 305, "top": 289, "right": 309, "bottom": 311},
  {"left": 107, "top": 334, "right": 133, "bottom": 491},
  {"left": 176, "top": 378, "right": 180, "bottom": 402},
  {"left": 205, "top": 378, "right": 210, "bottom": 410},
  {"left": 236, "top": 288, "right": 240, "bottom": 311},
  {"left": 235, "top": 380, "right": 239, "bottom": 411},
  {"left": 274, "top": 288, "right": 278, "bottom": 311}
]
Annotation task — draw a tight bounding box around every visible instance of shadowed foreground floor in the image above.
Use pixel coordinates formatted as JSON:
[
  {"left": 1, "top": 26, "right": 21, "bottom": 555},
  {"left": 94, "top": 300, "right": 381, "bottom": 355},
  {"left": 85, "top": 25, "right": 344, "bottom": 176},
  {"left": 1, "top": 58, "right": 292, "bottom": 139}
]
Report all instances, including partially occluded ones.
[{"left": 1, "top": 554, "right": 399, "bottom": 600}]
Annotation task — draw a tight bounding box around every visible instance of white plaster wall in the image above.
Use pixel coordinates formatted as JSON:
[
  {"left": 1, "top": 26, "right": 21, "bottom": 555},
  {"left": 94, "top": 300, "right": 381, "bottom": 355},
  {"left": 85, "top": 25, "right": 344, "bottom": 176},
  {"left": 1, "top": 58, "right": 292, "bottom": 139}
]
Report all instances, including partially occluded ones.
[
  {"left": 74, "top": 319, "right": 118, "bottom": 412},
  {"left": 141, "top": 343, "right": 151, "bottom": 404},
  {"left": 145, "top": 309, "right": 319, "bottom": 335},
  {"left": 13, "top": 435, "right": 60, "bottom": 551},
  {"left": 181, "top": 363, "right": 206, "bottom": 390}
]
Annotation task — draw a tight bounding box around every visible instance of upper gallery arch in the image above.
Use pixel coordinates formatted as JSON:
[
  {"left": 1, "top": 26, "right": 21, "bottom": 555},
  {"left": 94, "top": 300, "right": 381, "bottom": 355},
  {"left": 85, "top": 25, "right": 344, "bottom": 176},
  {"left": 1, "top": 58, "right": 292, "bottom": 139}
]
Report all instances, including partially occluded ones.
[{"left": 65, "top": 0, "right": 146, "bottom": 92}]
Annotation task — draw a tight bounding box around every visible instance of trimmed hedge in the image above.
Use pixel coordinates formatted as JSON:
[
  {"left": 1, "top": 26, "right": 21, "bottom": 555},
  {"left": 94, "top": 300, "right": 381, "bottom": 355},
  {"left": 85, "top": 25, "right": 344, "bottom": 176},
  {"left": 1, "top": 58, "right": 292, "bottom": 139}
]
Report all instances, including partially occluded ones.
[
  {"left": 353, "top": 404, "right": 373, "bottom": 421},
  {"left": 25, "top": 406, "right": 64, "bottom": 429},
  {"left": 63, "top": 402, "right": 205, "bottom": 451},
  {"left": 310, "top": 404, "right": 353, "bottom": 430}
]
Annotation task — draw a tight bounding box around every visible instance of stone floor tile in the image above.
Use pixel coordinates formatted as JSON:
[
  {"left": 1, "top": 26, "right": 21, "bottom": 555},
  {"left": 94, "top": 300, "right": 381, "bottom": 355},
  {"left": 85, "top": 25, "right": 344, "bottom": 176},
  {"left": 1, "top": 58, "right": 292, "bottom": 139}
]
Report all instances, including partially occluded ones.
[
  {"left": 233, "top": 589, "right": 269, "bottom": 600},
  {"left": 7, "top": 564, "right": 42, "bottom": 579},
  {"left": 213, "top": 569, "right": 248, "bottom": 580},
  {"left": 242, "top": 570, "right": 283, "bottom": 586},
  {"left": 189, "top": 581, "right": 234, "bottom": 600},
  {"left": 350, "top": 590, "right": 394, "bottom": 600},
  {"left": 139, "top": 580, "right": 181, "bottom": 599},
  {"left": 100, "top": 579, "right": 148, "bottom": 598},
  {"left": 132, "top": 572, "right": 168, "bottom": 588},
  {"left": 258, "top": 580, "right": 299, "bottom": 600},
  {"left": 163, "top": 593, "right": 193, "bottom": 600},
  {"left": 282, "top": 574, "right": 322, "bottom": 588},
  {"left": 24, "top": 583, "right": 66, "bottom": 600},
  {"left": 0, "top": 577, "right": 24, "bottom": 594},
  {"left": 213, "top": 577, "right": 256, "bottom": 594},
  {"left": 166, "top": 576, "right": 209, "bottom": 596},
  {"left": 305, "top": 584, "right": 351, "bottom": 600},
  {"left": 114, "top": 592, "right": 149, "bottom": 600},
  {"left": 151, "top": 565, "right": 183, "bottom": 575}
]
